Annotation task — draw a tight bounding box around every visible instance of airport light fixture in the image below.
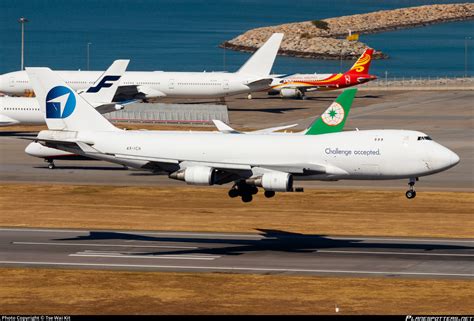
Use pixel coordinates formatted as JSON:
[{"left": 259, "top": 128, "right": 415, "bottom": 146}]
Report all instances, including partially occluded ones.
[
  {"left": 18, "top": 17, "right": 29, "bottom": 70},
  {"left": 87, "top": 42, "right": 92, "bottom": 71}
]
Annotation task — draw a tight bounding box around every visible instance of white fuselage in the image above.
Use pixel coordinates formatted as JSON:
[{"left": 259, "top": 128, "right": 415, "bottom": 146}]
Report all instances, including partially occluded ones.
[
  {"left": 0, "top": 97, "right": 43, "bottom": 126},
  {"left": 0, "top": 70, "right": 266, "bottom": 99},
  {"left": 38, "top": 129, "right": 459, "bottom": 181}
]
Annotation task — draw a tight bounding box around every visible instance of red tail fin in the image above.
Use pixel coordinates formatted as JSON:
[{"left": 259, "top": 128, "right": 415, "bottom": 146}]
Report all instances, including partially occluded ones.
[{"left": 346, "top": 48, "right": 374, "bottom": 75}]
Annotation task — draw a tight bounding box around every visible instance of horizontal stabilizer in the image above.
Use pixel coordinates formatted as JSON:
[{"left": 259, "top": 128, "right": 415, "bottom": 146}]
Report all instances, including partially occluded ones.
[{"left": 246, "top": 78, "right": 274, "bottom": 88}]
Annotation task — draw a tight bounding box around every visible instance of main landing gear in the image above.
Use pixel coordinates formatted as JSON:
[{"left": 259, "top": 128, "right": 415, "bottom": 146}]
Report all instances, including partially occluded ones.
[
  {"left": 405, "top": 177, "right": 418, "bottom": 199},
  {"left": 228, "top": 182, "right": 276, "bottom": 203},
  {"left": 45, "top": 159, "right": 55, "bottom": 169}
]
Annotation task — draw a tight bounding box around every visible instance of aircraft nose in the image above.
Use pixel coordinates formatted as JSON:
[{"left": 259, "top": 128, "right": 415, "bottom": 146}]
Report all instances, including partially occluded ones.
[
  {"left": 449, "top": 150, "right": 460, "bottom": 167},
  {"left": 436, "top": 146, "right": 460, "bottom": 171}
]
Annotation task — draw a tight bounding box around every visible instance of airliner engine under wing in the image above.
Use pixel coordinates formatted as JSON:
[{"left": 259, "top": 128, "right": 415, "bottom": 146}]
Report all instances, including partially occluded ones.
[
  {"left": 26, "top": 67, "right": 459, "bottom": 202},
  {"left": 0, "top": 34, "right": 283, "bottom": 100},
  {"left": 269, "top": 48, "right": 377, "bottom": 99},
  {"left": 25, "top": 89, "right": 357, "bottom": 167},
  {"left": 0, "top": 60, "right": 130, "bottom": 126}
]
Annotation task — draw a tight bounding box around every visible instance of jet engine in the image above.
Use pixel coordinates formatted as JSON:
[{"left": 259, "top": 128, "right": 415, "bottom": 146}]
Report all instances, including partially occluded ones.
[
  {"left": 169, "top": 166, "right": 215, "bottom": 185},
  {"left": 279, "top": 88, "right": 302, "bottom": 98},
  {"left": 247, "top": 172, "right": 293, "bottom": 192}
]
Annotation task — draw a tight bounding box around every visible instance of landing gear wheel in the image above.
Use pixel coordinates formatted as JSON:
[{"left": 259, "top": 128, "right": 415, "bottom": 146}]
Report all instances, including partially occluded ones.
[
  {"left": 250, "top": 186, "right": 258, "bottom": 195},
  {"left": 264, "top": 190, "right": 275, "bottom": 198},
  {"left": 46, "top": 160, "right": 55, "bottom": 169},
  {"left": 406, "top": 190, "right": 416, "bottom": 199},
  {"left": 406, "top": 177, "right": 418, "bottom": 199},
  {"left": 228, "top": 188, "right": 239, "bottom": 198},
  {"left": 241, "top": 194, "right": 253, "bottom": 203}
]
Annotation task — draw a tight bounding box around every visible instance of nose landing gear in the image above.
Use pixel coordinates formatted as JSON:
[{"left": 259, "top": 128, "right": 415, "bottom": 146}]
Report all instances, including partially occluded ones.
[
  {"left": 405, "top": 177, "right": 418, "bottom": 199},
  {"left": 45, "top": 159, "right": 55, "bottom": 169}
]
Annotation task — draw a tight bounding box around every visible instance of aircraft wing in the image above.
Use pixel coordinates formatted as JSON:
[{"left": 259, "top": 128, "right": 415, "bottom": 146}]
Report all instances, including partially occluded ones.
[
  {"left": 92, "top": 99, "right": 140, "bottom": 114},
  {"left": 211, "top": 120, "right": 241, "bottom": 134},
  {"left": 250, "top": 124, "right": 298, "bottom": 134},
  {"left": 212, "top": 119, "right": 297, "bottom": 135},
  {"left": 304, "top": 84, "right": 339, "bottom": 91}
]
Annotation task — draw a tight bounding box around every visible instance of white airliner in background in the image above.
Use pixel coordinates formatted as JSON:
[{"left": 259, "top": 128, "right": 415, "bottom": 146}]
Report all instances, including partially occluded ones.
[
  {"left": 0, "top": 34, "right": 283, "bottom": 101},
  {"left": 0, "top": 60, "right": 129, "bottom": 126},
  {"left": 26, "top": 67, "right": 460, "bottom": 201}
]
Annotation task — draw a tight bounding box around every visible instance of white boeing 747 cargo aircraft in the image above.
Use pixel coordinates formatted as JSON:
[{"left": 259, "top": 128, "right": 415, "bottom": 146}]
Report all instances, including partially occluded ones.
[
  {"left": 0, "top": 60, "right": 130, "bottom": 126},
  {"left": 1, "top": 34, "right": 283, "bottom": 100},
  {"left": 24, "top": 89, "right": 357, "bottom": 168},
  {"left": 26, "top": 68, "right": 459, "bottom": 202}
]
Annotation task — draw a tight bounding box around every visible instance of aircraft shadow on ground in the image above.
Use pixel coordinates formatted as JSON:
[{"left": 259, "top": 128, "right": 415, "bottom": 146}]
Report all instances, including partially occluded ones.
[
  {"left": 0, "top": 131, "right": 38, "bottom": 137},
  {"left": 227, "top": 107, "right": 307, "bottom": 113},
  {"left": 55, "top": 229, "right": 474, "bottom": 257}
]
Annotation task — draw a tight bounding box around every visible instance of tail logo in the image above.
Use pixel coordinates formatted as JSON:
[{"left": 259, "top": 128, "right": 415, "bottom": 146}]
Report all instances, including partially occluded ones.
[
  {"left": 350, "top": 53, "right": 371, "bottom": 73},
  {"left": 46, "top": 86, "right": 76, "bottom": 119},
  {"left": 86, "top": 75, "right": 121, "bottom": 93},
  {"left": 321, "top": 102, "right": 345, "bottom": 126}
]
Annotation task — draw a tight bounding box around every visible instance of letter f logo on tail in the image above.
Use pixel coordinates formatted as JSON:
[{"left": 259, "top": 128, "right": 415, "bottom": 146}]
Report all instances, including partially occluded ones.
[{"left": 86, "top": 75, "right": 121, "bottom": 93}]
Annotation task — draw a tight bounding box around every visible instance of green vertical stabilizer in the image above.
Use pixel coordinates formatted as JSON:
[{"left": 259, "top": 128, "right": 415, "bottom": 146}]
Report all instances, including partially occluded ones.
[{"left": 305, "top": 88, "right": 357, "bottom": 135}]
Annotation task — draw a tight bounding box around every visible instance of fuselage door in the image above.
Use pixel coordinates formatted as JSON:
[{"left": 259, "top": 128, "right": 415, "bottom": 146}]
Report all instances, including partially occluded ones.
[
  {"left": 168, "top": 79, "right": 175, "bottom": 90},
  {"left": 9, "top": 77, "right": 15, "bottom": 88},
  {"left": 223, "top": 79, "right": 229, "bottom": 91},
  {"left": 403, "top": 135, "right": 410, "bottom": 147}
]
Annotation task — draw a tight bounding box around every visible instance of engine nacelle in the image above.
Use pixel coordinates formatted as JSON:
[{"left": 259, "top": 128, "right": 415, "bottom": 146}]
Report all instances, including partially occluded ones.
[
  {"left": 280, "top": 88, "right": 302, "bottom": 98},
  {"left": 169, "top": 166, "right": 215, "bottom": 185},
  {"left": 248, "top": 172, "right": 293, "bottom": 192}
]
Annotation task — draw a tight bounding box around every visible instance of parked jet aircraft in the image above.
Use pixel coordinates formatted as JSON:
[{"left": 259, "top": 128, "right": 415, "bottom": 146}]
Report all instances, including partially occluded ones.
[
  {"left": 0, "top": 34, "right": 283, "bottom": 100},
  {"left": 0, "top": 60, "right": 129, "bottom": 126},
  {"left": 26, "top": 67, "right": 459, "bottom": 201},
  {"left": 269, "top": 48, "right": 377, "bottom": 99},
  {"left": 25, "top": 89, "right": 356, "bottom": 168}
]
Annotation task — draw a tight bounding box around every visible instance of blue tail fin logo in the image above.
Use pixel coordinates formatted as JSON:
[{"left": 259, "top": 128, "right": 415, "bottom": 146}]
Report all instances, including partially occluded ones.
[
  {"left": 46, "top": 86, "right": 76, "bottom": 119},
  {"left": 86, "top": 75, "right": 121, "bottom": 93}
]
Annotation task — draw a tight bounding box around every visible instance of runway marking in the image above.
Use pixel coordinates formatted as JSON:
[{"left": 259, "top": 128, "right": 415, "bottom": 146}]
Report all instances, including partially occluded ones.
[
  {"left": 12, "top": 241, "right": 198, "bottom": 249},
  {"left": 0, "top": 260, "right": 472, "bottom": 278},
  {"left": 329, "top": 237, "right": 474, "bottom": 244},
  {"left": 317, "top": 250, "right": 474, "bottom": 257},
  {"left": 69, "top": 253, "right": 220, "bottom": 261}
]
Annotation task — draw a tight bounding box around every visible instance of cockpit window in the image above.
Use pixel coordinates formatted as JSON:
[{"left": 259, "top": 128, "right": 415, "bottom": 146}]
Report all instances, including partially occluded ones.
[{"left": 417, "top": 136, "right": 432, "bottom": 141}]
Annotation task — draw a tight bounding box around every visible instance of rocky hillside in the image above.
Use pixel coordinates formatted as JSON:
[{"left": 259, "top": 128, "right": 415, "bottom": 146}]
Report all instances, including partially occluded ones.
[{"left": 220, "top": 3, "right": 474, "bottom": 60}]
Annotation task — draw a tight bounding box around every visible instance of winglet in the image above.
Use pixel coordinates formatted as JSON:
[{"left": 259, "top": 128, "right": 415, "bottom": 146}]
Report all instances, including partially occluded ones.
[
  {"left": 212, "top": 120, "right": 241, "bottom": 134},
  {"left": 304, "top": 88, "right": 357, "bottom": 135},
  {"left": 237, "top": 33, "right": 283, "bottom": 77}
]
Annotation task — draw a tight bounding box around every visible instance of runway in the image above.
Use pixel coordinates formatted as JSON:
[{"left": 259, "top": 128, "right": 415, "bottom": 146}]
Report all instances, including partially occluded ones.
[{"left": 1, "top": 227, "right": 473, "bottom": 279}]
